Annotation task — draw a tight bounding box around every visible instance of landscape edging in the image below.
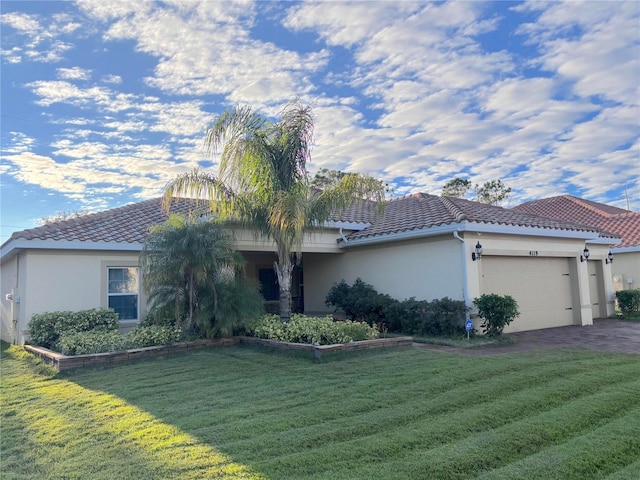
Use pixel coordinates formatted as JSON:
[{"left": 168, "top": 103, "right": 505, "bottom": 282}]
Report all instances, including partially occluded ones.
[{"left": 23, "top": 335, "right": 414, "bottom": 370}]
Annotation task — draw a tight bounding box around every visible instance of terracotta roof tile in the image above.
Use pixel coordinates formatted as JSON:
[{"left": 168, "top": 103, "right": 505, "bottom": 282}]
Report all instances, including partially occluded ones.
[
  {"left": 513, "top": 195, "right": 639, "bottom": 248},
  {"left": 6, "top": 198, "right": 201, "bottom": 245},
  {"left": 4, "top": 194, "right": 616, "bottom": 250},
  {"left": 344, "top": 193, "right": 601, "bottom": 241}
]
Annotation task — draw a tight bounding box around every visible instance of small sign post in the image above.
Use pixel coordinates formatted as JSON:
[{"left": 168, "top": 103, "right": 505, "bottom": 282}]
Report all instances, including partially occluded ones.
[{"left": 465, "top": 320, "right": 473, "bottom": 341}]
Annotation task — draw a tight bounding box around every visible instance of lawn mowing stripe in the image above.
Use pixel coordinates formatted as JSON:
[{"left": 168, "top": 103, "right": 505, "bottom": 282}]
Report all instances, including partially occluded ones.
[
  {"left": 125, "top": 349, "right": 632, "bottom": 433},
  {"left": 180, "top": 355, "right": 638, "bottom": 451},
  {"left": 245, "top": 378, "right": 640, "bottom": 478},
  {"left": 5, "top": 344, "right": 638, "bottom": 480},
  {"left": 604, "top": 459, "right": 640, "bottom": 480},
  {"left": 474, "top": 407, "right": 640, "bottom": 480},
  {"left": 2, "top": 347, "right": 266, "bottom": 480}
]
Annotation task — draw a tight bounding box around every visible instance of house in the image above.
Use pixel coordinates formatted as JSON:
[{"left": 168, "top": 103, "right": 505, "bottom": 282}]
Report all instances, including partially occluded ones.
[
  {"left": 513, "top": 195, "right": 640, "bottom": 293},
  {"left": 1, "top": 194, "right": 619, "bottom": 344}
]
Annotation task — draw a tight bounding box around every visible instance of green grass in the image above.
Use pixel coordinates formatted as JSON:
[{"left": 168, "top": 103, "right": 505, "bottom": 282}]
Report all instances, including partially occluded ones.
[{"left": 2, "top": 341, "right": 639, "bottom": 480}]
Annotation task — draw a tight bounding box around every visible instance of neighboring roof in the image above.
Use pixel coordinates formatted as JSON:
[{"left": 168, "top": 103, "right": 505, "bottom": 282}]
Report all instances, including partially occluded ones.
[
  {"left": 3, "top": 198, "right": 198, "bottom": 246},
  {"left": 341, "top": 193, "right": 606, "bottom": 242},
  {"left": 513, "top": 195, "right": 640, "bottom": 248}
]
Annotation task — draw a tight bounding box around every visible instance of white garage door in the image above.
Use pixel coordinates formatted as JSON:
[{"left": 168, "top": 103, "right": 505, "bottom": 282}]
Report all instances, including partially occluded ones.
[{"left": 481, "top": 256, "right": 575, "bottom": 332}]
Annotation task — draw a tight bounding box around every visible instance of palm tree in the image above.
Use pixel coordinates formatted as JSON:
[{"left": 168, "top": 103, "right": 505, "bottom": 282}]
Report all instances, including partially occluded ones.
[
  {"left": 140, "top": 214, "right": 262, "bottom": 336},
  {"left": 163, "top": 101, "right": 385, "bottom": 322}
]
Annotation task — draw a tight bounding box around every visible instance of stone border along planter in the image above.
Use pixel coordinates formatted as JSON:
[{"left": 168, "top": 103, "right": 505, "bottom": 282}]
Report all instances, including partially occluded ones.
[{"left": 23, "top": 336, "right": 414, "bottom": 370}]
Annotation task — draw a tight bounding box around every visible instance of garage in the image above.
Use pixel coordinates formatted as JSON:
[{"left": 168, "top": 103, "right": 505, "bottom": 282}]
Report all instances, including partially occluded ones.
[{"left": 481, "top": 256, "right": 576, "bottom": 332}]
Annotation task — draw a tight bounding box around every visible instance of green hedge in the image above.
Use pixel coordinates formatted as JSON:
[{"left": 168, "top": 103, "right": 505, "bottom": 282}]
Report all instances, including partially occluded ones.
[
  {"left": 616, "top": 289, "right": 640, "bottom": 314},
  {"left": 56, "top": 326, "right": 182, "bottom": 355},
  {"left": 251, "top": 314, "right": 378, "bottom": 345},
  {"left": 28, "top": 309, "right": 119, "bottom": 349},
  {"left": 325, "top": 278, "right": 467, "bottom": 336}
]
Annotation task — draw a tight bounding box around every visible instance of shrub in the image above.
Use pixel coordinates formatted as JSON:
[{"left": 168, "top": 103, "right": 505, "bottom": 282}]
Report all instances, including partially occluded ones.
[
  {"left": 473, "top": 294, "right": 520, "bottom": 337},
  {"left": 126, "top": 325, "right": 182, "bottom": 348},
  {"left": 429, "top": 297, "right": 468, "bottom": 336},
  {"left": 57, "top": 331, "right": 127, "bottom": 356},
  {"left": 139, "top": 307, "right": 178, "bottom": 328},
  {"left": 57, "top": 326, "right": 182, "bottom": 355},
  {"left": 325, "top": 278, "right": 394, "bottom": 325},
  {"left": 383, "top": 297, "right": 467, "bottom": 336},
  {"left": 616, "top": 289, "right": 640, "bottom": 314},
  {"left": 29, "top": 309, "right": 119, "bottom": 349},
  {"left": 251, "top": 314, "right": 378, "bottom": 345}
]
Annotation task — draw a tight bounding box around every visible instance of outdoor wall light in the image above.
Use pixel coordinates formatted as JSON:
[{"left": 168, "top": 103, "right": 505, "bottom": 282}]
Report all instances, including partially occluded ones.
[
  {"left": 606, "top": 250, "right": 614, "bottom": 264},
  {"left": 471, "top": 241, "right": 483, "bottom": 261},
  {"left": 580, "top": 246, "right": 590, "bottom": 262}
]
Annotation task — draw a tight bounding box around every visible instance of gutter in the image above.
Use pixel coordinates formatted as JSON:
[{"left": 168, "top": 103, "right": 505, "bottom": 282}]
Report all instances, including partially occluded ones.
[
  {"left": 1, "top": 238, "right": 145, "bottom": 262},
  {"left": 340, "top": 221, "right": 608, "bottom": 248},
  {"left": 338, "top": 228, "right": 349, "bottom": 245}
]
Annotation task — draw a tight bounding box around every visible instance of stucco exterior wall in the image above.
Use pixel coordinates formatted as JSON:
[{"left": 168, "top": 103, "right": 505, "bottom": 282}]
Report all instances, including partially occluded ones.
[
  {"left": 303, "top": 235, "right": 464, "bottom": 315},
  {"left": 611, "top": 251, "right": 640, "bottom": 292},
  {"left": 0, "top": 254, "right": 23, "bottom": 344},
  {"left": 233, "top": 227, "right": 344, "bottom": 253},
  {"left": 1, "top": 249, "right": 142, "bottom": 344}
]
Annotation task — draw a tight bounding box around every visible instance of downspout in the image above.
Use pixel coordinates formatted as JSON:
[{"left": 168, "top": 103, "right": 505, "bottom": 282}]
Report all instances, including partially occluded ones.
[
  {"left": 453, "top": 230, "right": 471, "bottom": 321},
  {"left": 339, "top": 228, "right": 349, "bottom": 245}
]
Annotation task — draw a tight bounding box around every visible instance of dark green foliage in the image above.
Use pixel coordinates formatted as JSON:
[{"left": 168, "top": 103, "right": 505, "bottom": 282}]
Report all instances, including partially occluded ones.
[
  {"left": 263, "top": 300, "right": 280, "bottom": 315},
  {"left": 326, "top": 279, "right": 466, "bottom": 335},
  {"left": 473, "top": 294, "right": 520, "bottom": 336},
  {"left": 251, "top": 314, "right": 378, "bottom": 344},
  {"left": 325, "top": 278, "right": 394, "bottom": 325},
  {"left": 140, "top": 215, "right": 263, "bottom": 338},
  {"left": 615, "top": 289, "right": 640, "bottom": 314},
  {"left": 383, "top": 297, "right": 467, "bottom": 336},
  {"left": 28, "top": 308, "right": 118, "bottom": 349},
  {"left": 56, "top": 326, "right": 182, "bottom": 355}
]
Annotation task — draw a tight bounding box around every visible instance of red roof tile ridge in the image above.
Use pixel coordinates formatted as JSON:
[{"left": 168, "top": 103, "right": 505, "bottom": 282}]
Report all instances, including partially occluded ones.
[{"left": 440, "top": 196, "right": 469, "bottom": 222}]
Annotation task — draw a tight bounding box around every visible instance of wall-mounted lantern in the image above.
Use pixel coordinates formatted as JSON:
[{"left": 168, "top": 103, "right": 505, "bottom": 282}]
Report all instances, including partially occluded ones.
[
  {"left": 471, "top": 241, "right": 483, "bottom": 261},
  {"left": 580, "top": 246, "right": 590, "bottom": 262},
  {"left": 605, "top": 250, "right": 614, "bottom": 264}
]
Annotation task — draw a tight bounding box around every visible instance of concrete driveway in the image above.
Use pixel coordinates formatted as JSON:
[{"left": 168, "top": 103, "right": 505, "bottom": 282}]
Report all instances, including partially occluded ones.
[{"left": 416, "top": 319, "right": 640, "bottom": 355}]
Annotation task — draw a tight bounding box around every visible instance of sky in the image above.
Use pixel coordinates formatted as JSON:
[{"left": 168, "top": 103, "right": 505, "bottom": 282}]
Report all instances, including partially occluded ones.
[{"left": 1, "top": 0, "right": 639, "bottom": 243}]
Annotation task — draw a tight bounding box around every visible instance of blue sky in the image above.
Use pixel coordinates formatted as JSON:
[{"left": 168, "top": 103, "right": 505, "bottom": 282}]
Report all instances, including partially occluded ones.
[{"left": 1, "top": 0, "right": 639, "bottom": 243}]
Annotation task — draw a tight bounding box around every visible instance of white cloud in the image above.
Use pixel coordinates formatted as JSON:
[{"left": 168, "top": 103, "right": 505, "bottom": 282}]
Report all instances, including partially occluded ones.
[
  {"left": 57, "top": 67, "right": 92, "bottom": 81},
  {"left": 102, "top": 74, "right": 122, "bottom": 84}
]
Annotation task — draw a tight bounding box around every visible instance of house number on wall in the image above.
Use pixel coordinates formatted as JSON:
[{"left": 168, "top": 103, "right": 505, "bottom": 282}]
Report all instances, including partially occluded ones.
[{"left": 529, "top": 250, "right": 539, "bottom": 256}]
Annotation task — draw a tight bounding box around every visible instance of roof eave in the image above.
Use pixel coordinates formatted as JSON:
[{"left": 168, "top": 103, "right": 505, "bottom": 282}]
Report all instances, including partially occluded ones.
[
  {"left": 1, "top": 238, "right": 143, "bottom": 262},
  {"left": 341, "top": 221, "right": 610, "bottom": 248}
]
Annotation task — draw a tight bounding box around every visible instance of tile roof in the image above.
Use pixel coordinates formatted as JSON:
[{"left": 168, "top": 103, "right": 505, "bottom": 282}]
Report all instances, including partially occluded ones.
[
  {"left": 341, "top": 193, "right": 602, "bottom": 241},
  {"left": 5, "top": 198, "right": 201, "bottom": 245},
  {"left": 3, "top": 193, "right": 613, "bottom": 252},
  {"left": 513, "top": 195, "right": 640, "bottom": 248}
]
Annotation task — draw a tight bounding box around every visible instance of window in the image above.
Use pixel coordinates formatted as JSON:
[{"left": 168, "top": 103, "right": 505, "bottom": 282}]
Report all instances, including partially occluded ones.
[{"left": 107, "top": 267, "right": 139, "bottom": 321}]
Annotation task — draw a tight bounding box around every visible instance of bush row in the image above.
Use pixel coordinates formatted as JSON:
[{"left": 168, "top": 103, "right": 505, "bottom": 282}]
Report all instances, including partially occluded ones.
[
  {"left": 251, "top": 314, "right": 378, "bottom": 345},
  {"left": 56, "top": 326, "right": 182, "bottom": 356},
  {"left": 616, "top": 289, "right": 640, "bottom": 314},
  {"left": 29, "top": 308, "right": 119, "bottom": 349},
  {"left": 325, "top": 279, "right": 468, "bottom": 336}
]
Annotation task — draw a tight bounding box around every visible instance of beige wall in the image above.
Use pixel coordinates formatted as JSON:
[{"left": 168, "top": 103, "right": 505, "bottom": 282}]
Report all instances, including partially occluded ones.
[
  {"left": 1, "top": 254, "right": 24, "bottom": 344},
  {"left": 303, "top": 235, "right": 464, "bottom": 315},
  {"left": 1, "top": 249, "right": 142, "bottom": 344},
  {"left": 233, "top": 227, "right": 345, "bottom": 253},
  {"left": 464, "top": 232, "right": 616, "bottom": 331},
  {"left": 611, "top": 251, "right": 640, "bottom": 292}
]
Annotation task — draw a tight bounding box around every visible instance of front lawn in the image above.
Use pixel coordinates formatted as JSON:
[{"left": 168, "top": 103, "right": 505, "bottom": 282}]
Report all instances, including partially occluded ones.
[{"left": 1, "top": 341, "right": 639, "bottom": 479}]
